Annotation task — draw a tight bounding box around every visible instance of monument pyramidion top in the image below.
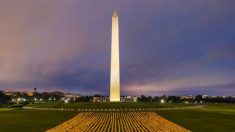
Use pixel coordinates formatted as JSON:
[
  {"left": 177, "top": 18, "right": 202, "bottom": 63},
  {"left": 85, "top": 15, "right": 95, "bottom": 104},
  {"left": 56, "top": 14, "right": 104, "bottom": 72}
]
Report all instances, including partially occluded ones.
[{"left": 112, "top": 11, "right": 118, "bottom": 17}]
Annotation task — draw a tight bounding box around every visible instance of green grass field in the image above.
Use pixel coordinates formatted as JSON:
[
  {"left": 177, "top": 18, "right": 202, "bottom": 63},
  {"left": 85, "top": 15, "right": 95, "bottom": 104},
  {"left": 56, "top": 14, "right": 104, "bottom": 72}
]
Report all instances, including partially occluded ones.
[
  {"left": 157, "top": 104, "right": 235, "bottom": 132},
  {"left": 0, "top": 103, "right": 235, "bottom": 132},
  {"left": 28, "top": 102, "right": 196, "bottom": 109},
  {"left": 204, "top": 104, "right": 235, "bottom": 114},
  {"left": 0, "top": 110, "right": 77, "bottom": 132}
]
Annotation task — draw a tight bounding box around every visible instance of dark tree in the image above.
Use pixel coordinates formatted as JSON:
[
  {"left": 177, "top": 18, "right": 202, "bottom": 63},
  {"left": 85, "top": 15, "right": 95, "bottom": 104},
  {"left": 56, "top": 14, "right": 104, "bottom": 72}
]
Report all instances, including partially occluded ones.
[
  {"left": 195, "top": 95, "right": 203, "bottom": 102},
  {"left": 167, "top": 96, "right": 181, "bottom": 103},
  {"left": 0, "top": 91, "right": 11, "bottom": 104},
  {"left": 138, "top": 95, "right": 153, "bottom": 102}
]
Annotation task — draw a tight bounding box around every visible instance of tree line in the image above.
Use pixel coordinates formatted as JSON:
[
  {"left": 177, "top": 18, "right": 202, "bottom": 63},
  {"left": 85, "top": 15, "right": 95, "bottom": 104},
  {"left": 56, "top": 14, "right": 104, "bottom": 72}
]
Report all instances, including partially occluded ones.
[
  {"left": 1, "top": 90, "right": 235, "bottom": 105},
  {"left": 137, "top": 95, "right": 235, "bottom": 103}
]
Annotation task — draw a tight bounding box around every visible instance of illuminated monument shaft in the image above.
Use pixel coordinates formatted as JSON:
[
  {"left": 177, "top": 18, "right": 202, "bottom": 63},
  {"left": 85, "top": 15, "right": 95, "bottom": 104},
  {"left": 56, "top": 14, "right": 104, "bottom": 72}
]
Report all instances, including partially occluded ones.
[{"left": 110, "top": 11, "right": 120, "bottom": 102}]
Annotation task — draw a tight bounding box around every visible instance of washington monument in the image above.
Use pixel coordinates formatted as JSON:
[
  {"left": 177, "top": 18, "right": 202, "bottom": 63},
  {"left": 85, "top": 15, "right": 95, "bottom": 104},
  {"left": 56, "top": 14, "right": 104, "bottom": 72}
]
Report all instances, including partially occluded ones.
[{"left": 110, "top": 11, "right": 120, "bottom": 102}]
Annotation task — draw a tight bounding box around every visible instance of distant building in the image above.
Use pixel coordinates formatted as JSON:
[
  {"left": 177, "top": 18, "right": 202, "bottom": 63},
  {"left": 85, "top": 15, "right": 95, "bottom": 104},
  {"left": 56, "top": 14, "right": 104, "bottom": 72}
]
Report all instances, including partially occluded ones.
[
  {"left": 3, "top": 91, "right": 15, "bottom": 96},
  {"left": 93, "top": 97, "right": 102, "bottom": 102},
  {"left": 62, "top": 93, "right": 81, "bottom": 102},
  {"left": 180, "top": 95, "right": 195, "bottom": 99},
  {"left": 202, "top": 94, "right": 208, "bottom": 99},
  {"left": 92, "top": 96, "right": 137, "bottom": 102},
  {"left": 26, "top": 92, "right": 34, "bottom": 97},
  {"left": 121, "top": 96, "right": 138, "bottom": 102},
  {"left": 64, "top": 93, "right": 81, "bottom": 99}
]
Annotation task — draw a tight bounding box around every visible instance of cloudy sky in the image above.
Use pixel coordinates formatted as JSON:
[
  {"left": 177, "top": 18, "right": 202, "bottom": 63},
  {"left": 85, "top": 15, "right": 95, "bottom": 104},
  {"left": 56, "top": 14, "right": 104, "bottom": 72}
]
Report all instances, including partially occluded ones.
[{"left": 0, "top": 1, "right": 235, "bottom": 96}]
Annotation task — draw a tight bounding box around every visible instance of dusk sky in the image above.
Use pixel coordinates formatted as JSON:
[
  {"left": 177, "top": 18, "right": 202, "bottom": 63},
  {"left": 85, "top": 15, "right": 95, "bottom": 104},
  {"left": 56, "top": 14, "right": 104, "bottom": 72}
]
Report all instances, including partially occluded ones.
[{"left": 0, "top": 1, "right": 235, "bottom": 96}]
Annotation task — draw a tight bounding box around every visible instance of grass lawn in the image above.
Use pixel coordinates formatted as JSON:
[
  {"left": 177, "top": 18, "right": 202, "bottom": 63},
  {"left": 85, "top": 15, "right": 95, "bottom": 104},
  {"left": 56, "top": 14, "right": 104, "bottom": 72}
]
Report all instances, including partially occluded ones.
[
  {"left": 29, "top": 102, "right": 196, "bottom": 109},
  {"left": 157, "top": 104, "right": 235, "bottom": 132},
  {"left": 204, "top": 104, "right": 235, "bottom": 114},
  {"left": 1, "top": 103, "right": 235, "bottom": 132},
  {"left": 0, "top": 110, "right": 78, "bottom": 132}
]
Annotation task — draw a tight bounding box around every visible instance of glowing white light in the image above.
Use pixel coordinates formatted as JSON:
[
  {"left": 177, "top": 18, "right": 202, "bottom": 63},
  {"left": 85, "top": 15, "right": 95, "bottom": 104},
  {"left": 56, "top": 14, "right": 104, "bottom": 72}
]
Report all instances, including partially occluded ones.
[{"left": 160, "top": 99, "right": 165, "bottom": 103}]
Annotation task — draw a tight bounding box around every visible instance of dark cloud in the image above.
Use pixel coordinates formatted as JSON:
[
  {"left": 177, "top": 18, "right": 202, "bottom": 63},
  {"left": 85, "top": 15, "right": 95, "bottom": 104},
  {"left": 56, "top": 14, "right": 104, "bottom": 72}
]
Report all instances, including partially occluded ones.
[{"left": 0, "top": 1, "right": 235, "bottom": 96}]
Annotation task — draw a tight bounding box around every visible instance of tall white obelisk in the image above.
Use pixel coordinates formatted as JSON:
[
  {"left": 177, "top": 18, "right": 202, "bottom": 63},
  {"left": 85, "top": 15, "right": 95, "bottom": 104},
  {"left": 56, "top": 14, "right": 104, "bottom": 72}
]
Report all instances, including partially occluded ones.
[{"left": 110, "top": 11, "right": 120, "bottom": 102}]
